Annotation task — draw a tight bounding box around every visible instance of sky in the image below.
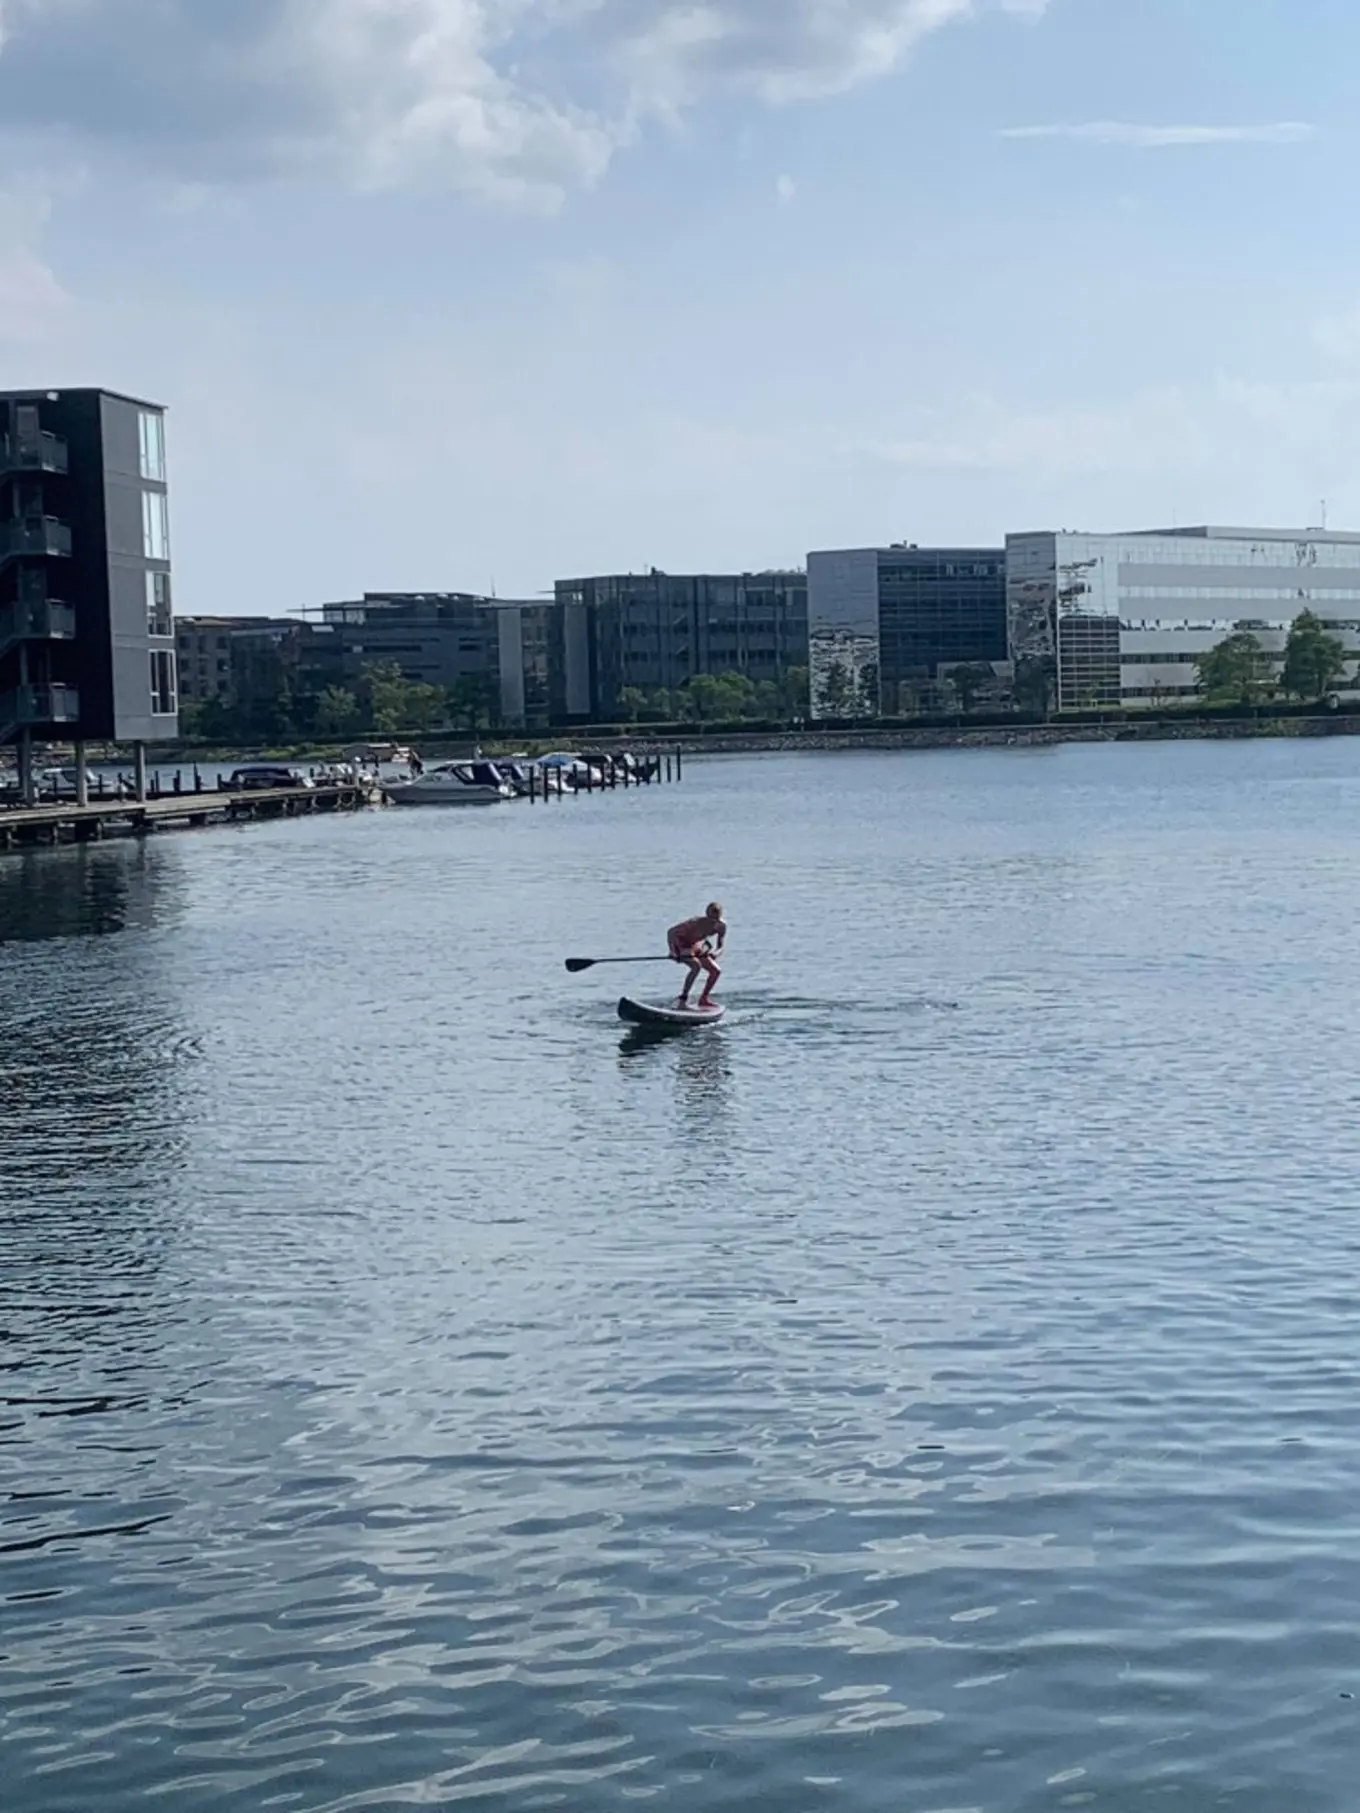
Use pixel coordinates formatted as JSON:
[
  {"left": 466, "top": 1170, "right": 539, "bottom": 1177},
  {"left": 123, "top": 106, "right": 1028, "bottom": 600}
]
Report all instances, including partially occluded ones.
[{"left": 1, "top": 0, "right": 1358, "bottom": 617}]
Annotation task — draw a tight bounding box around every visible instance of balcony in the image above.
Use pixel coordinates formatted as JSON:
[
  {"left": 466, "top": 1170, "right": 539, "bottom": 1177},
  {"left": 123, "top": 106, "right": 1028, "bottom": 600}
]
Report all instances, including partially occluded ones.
[
  {"left": 0, "top": 430, "right": 69, "bottom": 476},
  {"left": 0, "top": 683, "right": 80, "bottom": 735},
  {"left": 0, "top": 516, "right": 73, "bottom": 562},
  {"left": 0, "top": 597, "right": 76, "bottom": 657}
]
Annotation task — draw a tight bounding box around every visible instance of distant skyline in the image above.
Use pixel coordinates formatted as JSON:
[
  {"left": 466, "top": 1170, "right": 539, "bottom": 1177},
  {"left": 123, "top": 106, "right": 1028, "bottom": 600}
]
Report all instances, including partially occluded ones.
[{"left": 1, "top": 0, "right": 1356, "bottom": 617}]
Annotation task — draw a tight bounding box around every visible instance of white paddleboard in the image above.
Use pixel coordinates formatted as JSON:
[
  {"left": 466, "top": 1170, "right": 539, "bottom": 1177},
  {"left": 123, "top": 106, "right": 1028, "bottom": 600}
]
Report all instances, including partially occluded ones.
[{"left": 618, "top": 995, "right": 726, "bottom": 1028}]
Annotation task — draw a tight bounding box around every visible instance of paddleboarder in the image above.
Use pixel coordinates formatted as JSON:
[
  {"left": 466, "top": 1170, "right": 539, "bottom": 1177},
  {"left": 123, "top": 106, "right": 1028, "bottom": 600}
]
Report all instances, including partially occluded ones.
[{"left": 668, "top": 902, "right": 726, "bottom": 1010}]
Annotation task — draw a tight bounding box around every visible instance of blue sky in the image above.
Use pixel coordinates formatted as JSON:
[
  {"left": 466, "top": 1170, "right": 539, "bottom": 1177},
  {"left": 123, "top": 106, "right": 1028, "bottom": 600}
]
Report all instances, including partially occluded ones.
[{"left": 0, "top": 0, "right": 1355, "bottom": 616}]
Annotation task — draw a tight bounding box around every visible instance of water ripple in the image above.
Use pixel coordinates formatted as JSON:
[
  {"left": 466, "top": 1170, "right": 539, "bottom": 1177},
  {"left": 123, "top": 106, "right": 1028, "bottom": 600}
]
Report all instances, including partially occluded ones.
[{"left": 4, "top": 743, "right": 1360, "bottom": 1809}]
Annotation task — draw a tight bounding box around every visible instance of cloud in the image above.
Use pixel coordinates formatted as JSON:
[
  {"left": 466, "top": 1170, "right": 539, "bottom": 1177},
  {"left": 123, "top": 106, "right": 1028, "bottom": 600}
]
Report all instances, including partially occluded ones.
[
  {"left": 0, "top": 0, "right": 1052, "bottom": 205},
  {"left": 862, "top": 367, "right": 1360, "bottom": 502},
  {"left": 775, "top": 172, "right": 796, "bottom": 205},
  {"left": 1001, "top": 120, "right": 1316, "bottom": 148},
  {"left": 0, "top": 182, "right": 70, "bottom": 348}
]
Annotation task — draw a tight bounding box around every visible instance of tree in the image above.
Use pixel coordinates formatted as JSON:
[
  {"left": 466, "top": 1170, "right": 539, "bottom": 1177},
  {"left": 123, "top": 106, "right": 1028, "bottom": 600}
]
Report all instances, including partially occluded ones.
[
  {"left": 1281, "top": 610, "right": 1347, "bottom": 701},
  {"left": 684, "top": 672, "right": 754, "bottom": 721},
  {"left": 751, "top": 679, "right": 784, "bottom": 720},
  {"left": 617, "top": 685, "right": 647, "bottom": 722},
  {"left": 404, "top": 681, "right": 446, "bottom": 732},
  {"left": 446, "top": 674, "right": 497, "bottom": 732},
  {"left": 1012, "top": 657, "right": 1055, "bottom": 716},
  {"left": 1195, "top": 631, "right": 1270, "bottom": 706},
  {"left": 856, "top": 662, "right": 881, "bottom": 717},
  {"left": 643, "top": 687, "right": 674, "bottom": 721},
  {"left": 947, "top": 663, "right": 994, "bottom": 712},
  {"left": 361, "top": 661, "right": 410, "bottom": 734},
  {"left": 779, "top": 666, "right": 809, "bottom": 721},
  {"left": 314, "top": 686, "right": 362, "bottom": 737},
  {"left": 239, "top": 679, "right": 295, "bottom": 742},
  {"left": 194, "top": 697, "right": 241, "bottom": 742}
]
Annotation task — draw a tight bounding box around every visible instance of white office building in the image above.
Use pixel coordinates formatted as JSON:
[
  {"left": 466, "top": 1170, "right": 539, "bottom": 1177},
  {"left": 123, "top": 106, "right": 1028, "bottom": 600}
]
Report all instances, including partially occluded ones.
[{"left": 1007, "top": 526, "right": 1360, "bottom": 710}]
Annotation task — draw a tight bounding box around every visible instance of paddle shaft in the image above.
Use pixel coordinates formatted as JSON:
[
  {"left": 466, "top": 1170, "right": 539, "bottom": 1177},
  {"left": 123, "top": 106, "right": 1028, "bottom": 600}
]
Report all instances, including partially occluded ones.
[{"left": 565, "top": 955, "right": 673, "bottom": 973}]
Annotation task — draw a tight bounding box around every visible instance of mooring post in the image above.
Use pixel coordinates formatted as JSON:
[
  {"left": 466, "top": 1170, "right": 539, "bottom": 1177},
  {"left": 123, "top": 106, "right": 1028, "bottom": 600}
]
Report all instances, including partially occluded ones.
[
  {"left": 134, "top": 742, "right": 148, "bottom": 803},
  {"left": 74, "top": 741, "right": 89, "bottom": 808},
  {"left": 18, "top": 727, "right": 34, "bottom": 806}
]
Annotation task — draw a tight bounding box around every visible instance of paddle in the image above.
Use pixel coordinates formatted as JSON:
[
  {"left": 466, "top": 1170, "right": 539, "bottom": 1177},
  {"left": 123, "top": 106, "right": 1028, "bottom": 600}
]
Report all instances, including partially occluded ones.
[{"left": 565, "top": 955, "right": 673, "bottom": 974}]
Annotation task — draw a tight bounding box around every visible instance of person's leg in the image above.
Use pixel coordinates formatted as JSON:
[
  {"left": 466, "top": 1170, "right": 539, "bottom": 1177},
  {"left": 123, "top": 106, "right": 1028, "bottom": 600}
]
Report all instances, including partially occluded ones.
[
  {"left": 678, "top": 955, "right": 701, "bottom": 1006},
  {"left": 697, "top": 951, "right": 721, "bottom": 1007}
]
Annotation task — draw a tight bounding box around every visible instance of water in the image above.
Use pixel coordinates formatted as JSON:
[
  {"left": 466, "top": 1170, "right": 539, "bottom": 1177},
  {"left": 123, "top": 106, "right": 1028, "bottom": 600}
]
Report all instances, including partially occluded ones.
[{"left": 4, "top": 741, "right": 1360, "bottom": 1812}]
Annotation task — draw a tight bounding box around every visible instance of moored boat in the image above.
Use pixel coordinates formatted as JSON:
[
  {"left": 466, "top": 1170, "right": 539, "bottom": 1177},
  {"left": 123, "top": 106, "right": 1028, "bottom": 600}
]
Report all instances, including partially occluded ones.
[{"left": 384, "top": 762, "right": 515, "bottom": 806}]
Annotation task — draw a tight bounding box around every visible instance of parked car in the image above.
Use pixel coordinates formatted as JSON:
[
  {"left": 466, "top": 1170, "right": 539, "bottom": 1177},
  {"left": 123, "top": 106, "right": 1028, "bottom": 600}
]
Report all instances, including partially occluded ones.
[{"left": 226, "top": 765, "right": 315, "bottom": 792}]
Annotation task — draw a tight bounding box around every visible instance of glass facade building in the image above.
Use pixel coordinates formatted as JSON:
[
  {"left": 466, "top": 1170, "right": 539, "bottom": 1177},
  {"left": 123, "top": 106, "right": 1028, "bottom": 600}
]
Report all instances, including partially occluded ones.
[
  {"left": 554, "top": 571, "right": 808, "bottom": 720},
  {"left": 807, "top": 545, "right": 1007, "bottom": 719},
  {"left": 1006, "top": 526, "right": 1360, "bottom": 711}
]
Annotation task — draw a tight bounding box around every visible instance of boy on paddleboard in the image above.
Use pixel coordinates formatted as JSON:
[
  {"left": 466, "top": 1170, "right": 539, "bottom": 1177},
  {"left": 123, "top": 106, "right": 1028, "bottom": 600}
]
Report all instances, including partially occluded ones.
[{"left": 668, "top": 902, "right": 726, "bottom": 1010}]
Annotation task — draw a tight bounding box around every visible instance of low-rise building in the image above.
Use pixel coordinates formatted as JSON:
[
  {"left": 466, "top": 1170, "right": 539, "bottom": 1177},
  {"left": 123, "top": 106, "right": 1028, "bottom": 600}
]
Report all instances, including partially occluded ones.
[
  {"left": 554, "top": 570, "right": 808, "bottom": 720},
  {"left": 1007, "top": 525, "right": 1360, "bottom": 710},
  {"left": 807, "top": 544, "right": 1007, "bottom": 719},
  {"left": 176, "top": 616, "right": 298, "bottom": 705},
  {"left": 316, "top": 592, "right": 560, "bottom": 727}
]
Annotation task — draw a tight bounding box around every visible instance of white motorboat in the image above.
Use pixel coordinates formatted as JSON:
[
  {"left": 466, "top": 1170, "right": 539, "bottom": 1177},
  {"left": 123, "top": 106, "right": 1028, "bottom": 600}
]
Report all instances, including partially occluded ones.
[
  {"left": 384, "top": 762, "right": 515, "bottom": 806},
  {"left": 537, "top": 752, "right": 605, "bottom": 789}
]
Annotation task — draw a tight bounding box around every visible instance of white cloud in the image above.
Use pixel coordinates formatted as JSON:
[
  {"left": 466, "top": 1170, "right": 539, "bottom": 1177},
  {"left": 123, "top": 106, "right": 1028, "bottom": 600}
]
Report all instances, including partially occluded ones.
[
  {"left": 861, "top": 371, "right": 1360, "bottom": 519},
  {"left": 0, "top": 183, "right": 69, "bottom": 348},
  {"left": 1001, "top": 120, "right": 1316, "bottom": 148},
  {"left": 617, "top": 0, "right": 977, "bottom": 108},
  {"left": 0, "top": 0, "right": 1052, "bottom": 204}
]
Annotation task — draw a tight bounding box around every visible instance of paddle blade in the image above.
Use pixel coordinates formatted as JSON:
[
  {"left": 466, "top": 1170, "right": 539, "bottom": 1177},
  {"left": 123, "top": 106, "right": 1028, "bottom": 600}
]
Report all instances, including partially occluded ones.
[{"left": 564, "top": 958, "right": 597, "bottom": 973}]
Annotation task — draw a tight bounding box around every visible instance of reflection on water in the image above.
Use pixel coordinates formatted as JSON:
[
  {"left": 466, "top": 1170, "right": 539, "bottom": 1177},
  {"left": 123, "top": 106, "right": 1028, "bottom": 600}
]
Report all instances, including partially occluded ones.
[
  {"left": 0, "top": 841, "right": 164, "bottom": 943},
  {"left": 619, "top": 1021, "right": 735, "bottom": 1140},
  {"left": 1, "top": 839, "right": 197, "bottom": 1446}
]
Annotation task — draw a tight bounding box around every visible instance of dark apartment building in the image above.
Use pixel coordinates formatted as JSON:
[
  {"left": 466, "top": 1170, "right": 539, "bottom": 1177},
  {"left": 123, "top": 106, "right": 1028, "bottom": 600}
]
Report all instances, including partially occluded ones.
[
  {"left": 1, "top": 388, "right": 177, "bottom": 784},
  {"left": 806, "top": 544, "right": 1006, "bottom": 718},
  {"left": 553, "top": 570, "right": 809, "bottom": 720}
]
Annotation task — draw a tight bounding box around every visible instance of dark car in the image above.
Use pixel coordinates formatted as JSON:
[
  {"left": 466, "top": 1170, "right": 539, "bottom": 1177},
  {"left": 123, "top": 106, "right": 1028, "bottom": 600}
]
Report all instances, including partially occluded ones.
[{"left": 226, "top": 765, "right": 314, "bottom": 792}]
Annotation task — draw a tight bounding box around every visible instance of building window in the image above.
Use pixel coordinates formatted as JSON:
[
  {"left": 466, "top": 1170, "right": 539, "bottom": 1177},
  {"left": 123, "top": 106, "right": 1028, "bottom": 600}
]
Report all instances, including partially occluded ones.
[
  {"left": 139, "top": 411, "right": 166, "bottom": 482},
  {"left": 146, "top": 570, "right": 173, "bottom": 638},
  {"left": 150, "top": 649, "right": 177, "bottom": 716},
  {"left": 142, "top": 489, "right": 170, "bottom": 561}
]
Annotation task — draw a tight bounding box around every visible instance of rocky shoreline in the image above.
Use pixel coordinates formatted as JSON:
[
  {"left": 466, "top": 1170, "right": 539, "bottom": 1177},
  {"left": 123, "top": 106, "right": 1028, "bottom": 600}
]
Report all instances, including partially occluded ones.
[{"left": 617, "top": 715, "right": 1360, "bottom": 758}]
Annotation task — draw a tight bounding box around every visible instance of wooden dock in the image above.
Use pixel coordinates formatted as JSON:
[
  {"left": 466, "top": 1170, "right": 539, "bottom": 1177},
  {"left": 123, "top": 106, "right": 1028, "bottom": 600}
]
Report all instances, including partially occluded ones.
[{"left": 0, "top": 781, "right": 375, "bottom": 848}]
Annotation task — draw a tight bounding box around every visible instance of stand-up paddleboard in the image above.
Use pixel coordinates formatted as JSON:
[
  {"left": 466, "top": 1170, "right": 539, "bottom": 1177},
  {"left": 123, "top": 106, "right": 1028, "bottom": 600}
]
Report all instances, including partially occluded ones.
[{"left": 618, "top": 995, "right": 725, "bottom": 1029}]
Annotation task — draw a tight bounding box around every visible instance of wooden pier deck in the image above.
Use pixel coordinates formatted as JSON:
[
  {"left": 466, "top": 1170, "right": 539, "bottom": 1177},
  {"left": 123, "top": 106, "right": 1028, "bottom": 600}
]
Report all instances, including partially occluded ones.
[{"left": 0, "top": 782, "right": 375, "bottom": 848}]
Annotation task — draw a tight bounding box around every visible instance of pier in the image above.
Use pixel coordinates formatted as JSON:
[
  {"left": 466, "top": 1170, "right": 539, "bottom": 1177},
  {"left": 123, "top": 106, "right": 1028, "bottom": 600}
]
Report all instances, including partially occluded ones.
[
  {"left": 0, "top": 745, "right": 683, "bottom": 849},
  {"left": 0, "top": 780, "right": 374, "bottom": 849}
]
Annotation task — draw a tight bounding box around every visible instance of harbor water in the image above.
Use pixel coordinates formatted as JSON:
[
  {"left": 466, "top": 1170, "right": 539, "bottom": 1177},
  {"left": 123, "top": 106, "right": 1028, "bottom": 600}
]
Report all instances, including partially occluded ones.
[{"left": 4, "top": 741, "right": 1360, "bottom": 1812}]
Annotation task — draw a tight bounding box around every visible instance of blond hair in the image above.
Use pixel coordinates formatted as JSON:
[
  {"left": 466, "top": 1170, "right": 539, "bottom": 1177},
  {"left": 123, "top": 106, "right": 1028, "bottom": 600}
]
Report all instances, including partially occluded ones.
[{"left": 706, "top": 901, "right": 724, "bottom": 919}]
